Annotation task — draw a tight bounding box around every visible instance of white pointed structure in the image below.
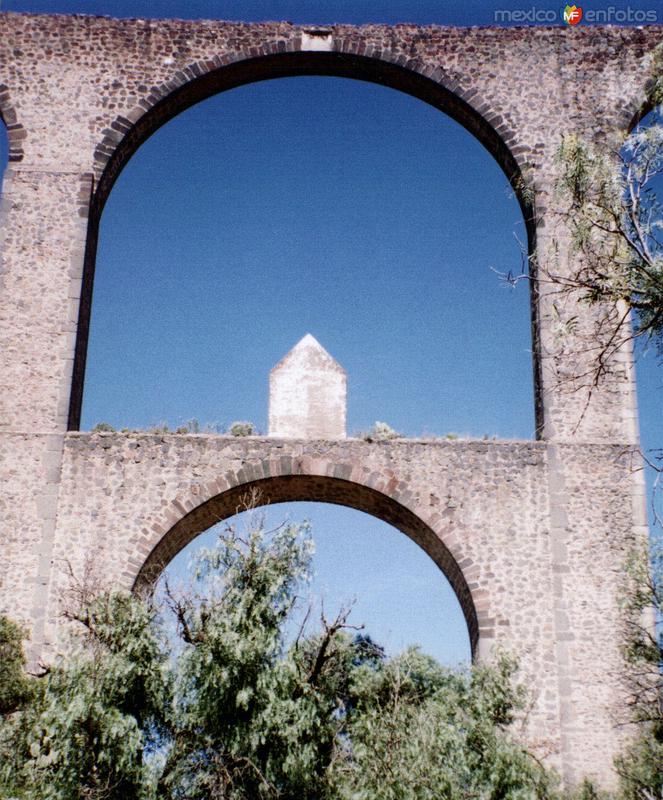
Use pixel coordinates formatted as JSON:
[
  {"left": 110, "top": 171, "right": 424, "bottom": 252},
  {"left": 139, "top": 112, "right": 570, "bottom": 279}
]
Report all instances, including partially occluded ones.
[{"left": 269, "top": 334, "right": 347, "bottom": 438}]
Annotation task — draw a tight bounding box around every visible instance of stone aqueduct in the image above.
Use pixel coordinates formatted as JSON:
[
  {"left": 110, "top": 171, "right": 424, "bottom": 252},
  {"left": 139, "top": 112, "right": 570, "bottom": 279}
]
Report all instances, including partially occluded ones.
[{"left": 0, "top": 11, "right": 660, "bottom": 787}]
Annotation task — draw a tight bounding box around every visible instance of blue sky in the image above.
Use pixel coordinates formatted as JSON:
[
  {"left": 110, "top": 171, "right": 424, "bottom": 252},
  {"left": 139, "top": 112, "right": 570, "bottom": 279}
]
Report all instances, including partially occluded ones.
[
  {"left": 85, "top": 77, "right": 534, "bottom": 441},
  {"left": 1, "top": 0, "right": 660, "bottom": 665},
  {"left": 164, "top": 504, "right": 472, "bottom": 665},
  {"left": 0, "top": 0, "right": 660, "bottom": 25}
]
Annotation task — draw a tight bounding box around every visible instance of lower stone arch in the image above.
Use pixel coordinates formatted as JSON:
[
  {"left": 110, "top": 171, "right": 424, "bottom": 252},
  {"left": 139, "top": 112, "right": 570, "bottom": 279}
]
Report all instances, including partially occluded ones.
[{"left": 132, "top": 461, "right": 481, "bottom": 658}]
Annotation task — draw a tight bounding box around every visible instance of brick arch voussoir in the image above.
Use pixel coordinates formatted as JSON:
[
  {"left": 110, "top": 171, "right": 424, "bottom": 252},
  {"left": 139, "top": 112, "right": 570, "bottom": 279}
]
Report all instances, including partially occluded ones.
[
  {"left": 349, "top": 43, "right": 538, "bottom": 240},
  {"left": 334, "top": 38, "right": 535, "bottom": 189},
  {"left": 127, "top": 455, "right": 483, "bottom": 656},
  {"left": 92, "top": 43, "right": 536, "bottom": 218},
  {"left": 92, "top": 41, "right": 295, "bottom": 186},
  {"left": 0, "top": 84, "right": 26, "bottom": 163}
]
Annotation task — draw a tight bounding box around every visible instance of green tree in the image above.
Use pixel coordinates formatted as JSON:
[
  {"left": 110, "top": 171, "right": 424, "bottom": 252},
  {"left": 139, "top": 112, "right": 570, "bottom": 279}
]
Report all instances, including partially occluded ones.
[
  {"left": 614, "top": 543, "right": 662, "bottom": 800},
  {"left": 0, "top": 616, "right": 32, "bottom": 716},
  {"left": 157, "top": 518, "right": 348, "bottom": 799},
  {"left": 554, "top": 111, "right": 663, "bottom": 369},
  {"left": 1, "top": 514, "right": 560, "bottom": 799},
  {"left": 1, "top": 594, "right": 170, "bottom": 800},
  {"left": 550, "top": 48, "right": 663, "bottom": 383},
  {"left": 0, "top": 615, "right": 35, "bottom": 799},
  {"left": 333, "top": 648, "right": 552, "bottom": 800}
]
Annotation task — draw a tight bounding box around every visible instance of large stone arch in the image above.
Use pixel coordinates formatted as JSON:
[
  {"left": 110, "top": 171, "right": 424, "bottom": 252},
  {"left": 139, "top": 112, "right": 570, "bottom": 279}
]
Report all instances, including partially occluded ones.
[
  {"left": 130, "top": 458, "right": 482, "bottom": 656},
  {"left": 67, "top": 44, "right": 540, "bottom": 432},
  {"left": 91, "top": 48, "right": 536, "bottom": 221}
]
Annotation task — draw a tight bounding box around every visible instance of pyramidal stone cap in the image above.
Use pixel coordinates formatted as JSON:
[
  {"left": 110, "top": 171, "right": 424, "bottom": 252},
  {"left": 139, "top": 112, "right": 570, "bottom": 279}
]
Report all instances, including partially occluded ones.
[{"left": 268, "top": 334, "right": 347, "bottom": 439}]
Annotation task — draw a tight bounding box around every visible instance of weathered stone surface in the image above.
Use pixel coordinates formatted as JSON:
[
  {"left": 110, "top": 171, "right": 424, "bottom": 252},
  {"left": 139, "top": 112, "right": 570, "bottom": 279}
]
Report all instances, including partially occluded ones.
[
  {"left": 269, "top": 334, "right": 347, "bottom": 438},
  {"left": 0, "top": 12, "right": 656, "bottom": 789},
  {"left": 1, "top": 432, "right": 645, "bottom": 786},
  {"left": 0, "top": 13, "right": 658, "bottom": 439}
]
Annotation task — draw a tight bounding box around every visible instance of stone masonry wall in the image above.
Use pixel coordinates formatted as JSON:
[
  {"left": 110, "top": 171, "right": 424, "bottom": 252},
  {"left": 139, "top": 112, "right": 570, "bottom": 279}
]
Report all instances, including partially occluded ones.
[
  {"left": 0, "top": 432, "right": 642, "bottom": 786},
  {"left": 0, "top": 14, "right": 660, "bottom": 439},
  {"left": 0, "top": 12, "right": 657, "bottom": 789}
]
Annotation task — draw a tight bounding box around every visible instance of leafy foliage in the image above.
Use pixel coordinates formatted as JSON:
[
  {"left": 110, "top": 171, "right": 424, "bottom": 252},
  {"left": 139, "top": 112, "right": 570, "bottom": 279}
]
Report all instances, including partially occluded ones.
[
  {"left": 332, "top": 649, "right": 552, "bottom": 800},
  {"left": 91, "top": 422, "right": 116, "bottom": 433},
  {"left": 0, "top": 616, "right": 32, "bottom": 716},
  {"left": 362, "top": 421, "right": 400, "bottom": 441},
  {"left": 554, "top": 102, "right": 663, "bottom": 374},
  {"left": 559, "top": 113, "right": 663, "bottom": 348},
  {"left": 501, "top": 54, "right": 663, "bottom": 397},
  {"left": 227, "top": 421, "right": 255, "bottom": 437},
  {"left": 92, "top": 419, "right": 227, "bottom": 435},
  {"left": 0, "top": 515, "right": 609, "bottom": 800},
  {"left": 159, "top": 519, "right": 336, "bottom": 799},
  {"left": 0, "top": 616, "right": 34, "bottom": 799},
  {"left": 1, "top": 595, "right": 169, "bottom": 800},
  {"left": 614, "top": 542, "right": 663, "bottom": 800}
]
